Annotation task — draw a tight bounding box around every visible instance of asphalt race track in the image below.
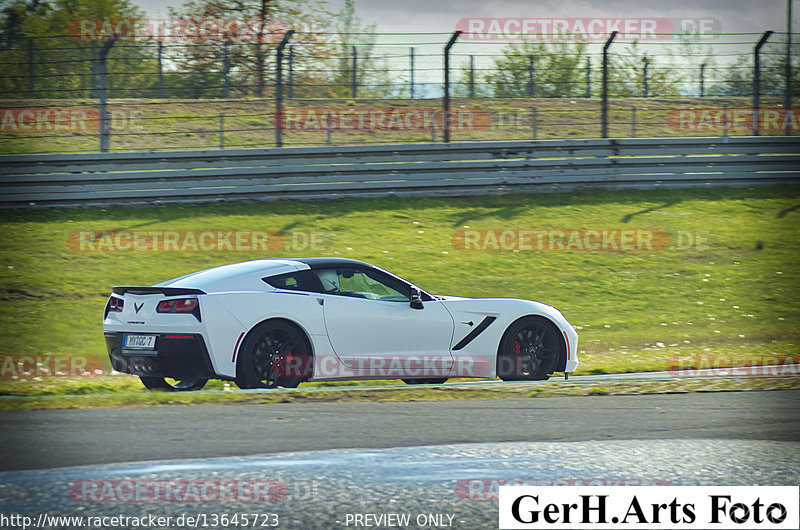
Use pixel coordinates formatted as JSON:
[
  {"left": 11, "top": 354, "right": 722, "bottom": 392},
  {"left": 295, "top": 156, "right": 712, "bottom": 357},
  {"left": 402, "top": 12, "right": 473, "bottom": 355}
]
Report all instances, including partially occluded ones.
[
  {"left": 0, "top": 388, "right": 798, "bottom": 529},
  {"left": 1, "top": 390, "right": 799, "bottom": 472}
]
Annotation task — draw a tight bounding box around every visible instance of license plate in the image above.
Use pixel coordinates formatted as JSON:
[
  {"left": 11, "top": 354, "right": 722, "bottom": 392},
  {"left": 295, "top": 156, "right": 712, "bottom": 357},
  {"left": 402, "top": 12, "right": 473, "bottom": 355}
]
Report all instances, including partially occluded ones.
[{"left": 124, "top": 334, "right": 156, "bottom": 349}]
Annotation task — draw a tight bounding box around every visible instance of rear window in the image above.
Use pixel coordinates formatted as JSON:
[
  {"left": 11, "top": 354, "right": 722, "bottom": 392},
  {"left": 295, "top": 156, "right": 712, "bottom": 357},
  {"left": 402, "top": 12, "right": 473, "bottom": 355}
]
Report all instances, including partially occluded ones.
[{"left": 262, "top": 270, "right": 318, "bottom": 292}]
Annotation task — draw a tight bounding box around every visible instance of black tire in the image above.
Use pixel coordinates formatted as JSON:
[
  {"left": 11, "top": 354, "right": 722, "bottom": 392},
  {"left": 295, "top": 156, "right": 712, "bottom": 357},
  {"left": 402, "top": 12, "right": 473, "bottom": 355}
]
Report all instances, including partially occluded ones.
[
  {"left": 497, "top": 316, "right": 562, "bottom": 381},
  {"left": 235, "top": 320, "right": 312, "bottom": 389},
  {"left": 402, "top": 378, "right": 448, "bottom": 385},
  {"left": 140, "top": 376, "right": 208, "bottom": 391}
]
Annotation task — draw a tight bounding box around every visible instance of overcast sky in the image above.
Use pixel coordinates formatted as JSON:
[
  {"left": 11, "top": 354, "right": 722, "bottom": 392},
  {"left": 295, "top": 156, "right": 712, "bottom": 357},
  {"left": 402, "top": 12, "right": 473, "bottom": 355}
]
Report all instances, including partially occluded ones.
[
  {"left": 129, "top": 0, "right": 795, "bottom": 92},
  {"left": 136, "top": 0, "right": 797, "bottom": 34}
]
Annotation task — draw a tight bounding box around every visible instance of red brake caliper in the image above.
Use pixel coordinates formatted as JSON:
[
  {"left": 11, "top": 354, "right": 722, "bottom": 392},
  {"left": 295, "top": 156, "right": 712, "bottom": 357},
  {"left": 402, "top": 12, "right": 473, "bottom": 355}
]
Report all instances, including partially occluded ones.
[{"left": 512, "top": 340, "right": 521, "bottom": 355}]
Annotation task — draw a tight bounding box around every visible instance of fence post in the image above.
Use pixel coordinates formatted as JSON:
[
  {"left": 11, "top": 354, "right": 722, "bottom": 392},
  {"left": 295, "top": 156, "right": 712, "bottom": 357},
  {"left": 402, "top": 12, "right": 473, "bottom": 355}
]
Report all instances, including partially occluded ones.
[
  {"left": 410, "top": 47, "right": 415, "bottom": 98},
  {"left": 219, "top": 112, "right": 225, "bottom": 149},
  {"left": 469, "top": 55, "right": 475, "bottom": 98},
  {"left": 275, "top": 29, "right": 294, "bottom": 148},
  {"left": 700, "top": 62, "right": 706, "bottom": 97},
  {"left": 532, "top": 107, "right": 538, "bottom": 140},
  {"left": 722, "top": 102, "right": 729, "bottom": 138},
  {"left": 27, "top": 38, "right": 35, "bottom": 98},
  {"left": 631, "top": 105, "right": 636, "bottom": 137},
  {"left": 785, "top": 0, "right": 793, "bottom": 135},
  {"left": 326, "top": 113, "right": 333, "bottom": 145},
  {"left": 443, "top": 30, "right": 462, "bottom": 143},
  {"left": 527, "top": 55, "right": 534, "bottom": 97},
  {"left": 352, "top": 46, "right": 358, "bottom": 98},
  {"left": 91, "top": 41, "right": 98, "bottom": 98},
  {"left": 223, "top": 40, "right": 230, "bottom": 98},
  {"left": 98, "top": 36, "right": 116, "bottom": 153},
  {"left": 753, "top": 30, "right": 774, "bottom": 136},
  {"left": 602, "top": 31, "right": 618, "bottom": 138},
  {"left": 288, "top": 45, "right": 294, "bottom": 99},
  {"left": 157, "top": 41, "right": 165, "bottom": 98},
  {"left": 643, "top": 55, "right": 649, "bottom": 97},
  {"left": 585, "top": 57, "right": 591, "bottom": 98}
]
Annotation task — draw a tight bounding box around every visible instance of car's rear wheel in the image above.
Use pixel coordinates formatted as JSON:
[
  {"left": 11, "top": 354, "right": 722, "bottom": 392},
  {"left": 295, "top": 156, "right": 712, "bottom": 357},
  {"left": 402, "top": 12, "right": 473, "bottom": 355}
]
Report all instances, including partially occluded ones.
[
  {"left": 497, "top": 316, "right": 561, "bottom": 381},
  {"left": 402, "top": 378, "right": 448, "bottom": 385},
  {"left": 140, "top": 376, "right": 208, "bottom": 391},
  {"left": 235, "top": 320, "right": 312, "bottom": 389}
]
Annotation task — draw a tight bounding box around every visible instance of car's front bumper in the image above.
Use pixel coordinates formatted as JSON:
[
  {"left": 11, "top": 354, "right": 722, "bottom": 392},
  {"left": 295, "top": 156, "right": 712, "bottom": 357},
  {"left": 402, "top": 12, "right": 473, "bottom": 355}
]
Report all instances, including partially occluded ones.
[{"left": 105, "top": 332, "right": 216, "bottom": 380}]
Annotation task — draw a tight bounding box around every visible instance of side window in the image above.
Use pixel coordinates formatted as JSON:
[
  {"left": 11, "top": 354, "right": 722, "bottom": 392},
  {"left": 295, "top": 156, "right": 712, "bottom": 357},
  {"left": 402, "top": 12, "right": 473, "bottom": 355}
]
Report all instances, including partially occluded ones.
[
  {"left": 263, "top": 270, "right": 318, "bottom": 292},
  {"left": 314, "top": 268, "right": 410, "bottom": 301}
]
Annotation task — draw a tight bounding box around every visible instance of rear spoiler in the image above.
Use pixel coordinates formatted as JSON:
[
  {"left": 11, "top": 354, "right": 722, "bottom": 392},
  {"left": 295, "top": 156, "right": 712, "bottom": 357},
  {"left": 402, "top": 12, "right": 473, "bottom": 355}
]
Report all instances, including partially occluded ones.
[{"left": 112, "top": 286, "right": 206, "bottom": 296}]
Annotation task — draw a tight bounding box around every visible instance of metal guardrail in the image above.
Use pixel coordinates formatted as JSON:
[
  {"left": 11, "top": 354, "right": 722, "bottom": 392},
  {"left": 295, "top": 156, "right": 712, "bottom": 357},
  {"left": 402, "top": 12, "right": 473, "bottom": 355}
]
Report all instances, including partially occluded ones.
[{"left": 1, "top": 137, "right": 799, "bottom": 207}]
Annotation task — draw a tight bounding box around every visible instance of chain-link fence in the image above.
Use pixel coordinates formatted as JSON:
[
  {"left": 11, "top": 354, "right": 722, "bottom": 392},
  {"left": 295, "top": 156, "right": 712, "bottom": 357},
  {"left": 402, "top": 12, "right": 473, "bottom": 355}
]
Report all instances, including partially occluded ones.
[{"left": 1, "top": 27, "right": 798, "bottom": 153}]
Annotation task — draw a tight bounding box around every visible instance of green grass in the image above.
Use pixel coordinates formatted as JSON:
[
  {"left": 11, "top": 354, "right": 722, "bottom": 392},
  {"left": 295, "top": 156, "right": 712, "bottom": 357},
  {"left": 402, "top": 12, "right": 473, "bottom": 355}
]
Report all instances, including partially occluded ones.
[
  {"left": 1, "top": 95, "right": 797, "bottom": 154},
  {"left": 1, "top": 377, "right": 798, "bottom": 411},
  {"left": 1, "top": 185, "right": 799, "bottom": 400}
]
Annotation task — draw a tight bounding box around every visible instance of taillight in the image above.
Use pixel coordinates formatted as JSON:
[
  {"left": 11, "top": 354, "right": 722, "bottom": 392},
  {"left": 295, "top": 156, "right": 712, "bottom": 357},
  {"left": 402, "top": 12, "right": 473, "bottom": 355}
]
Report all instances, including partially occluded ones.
[
  {"left": 108, "top": 297, "right": 124, "bottom": 312},
  {"left": 157, "top": 298, "right": 199, "bottom": 313}
]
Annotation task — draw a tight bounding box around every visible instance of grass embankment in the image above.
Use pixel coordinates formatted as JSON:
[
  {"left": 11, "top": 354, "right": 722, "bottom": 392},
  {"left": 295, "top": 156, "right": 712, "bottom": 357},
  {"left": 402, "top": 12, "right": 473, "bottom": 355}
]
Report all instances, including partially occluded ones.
[
  {"left": 2, "top": 378, "right": 798, "bottom": 411},
  {"left": 0, "top": 96, "right": 794, "bottom": 154},
  {"left": 0, "top": 185, "right": 798, "bottom": 408}
]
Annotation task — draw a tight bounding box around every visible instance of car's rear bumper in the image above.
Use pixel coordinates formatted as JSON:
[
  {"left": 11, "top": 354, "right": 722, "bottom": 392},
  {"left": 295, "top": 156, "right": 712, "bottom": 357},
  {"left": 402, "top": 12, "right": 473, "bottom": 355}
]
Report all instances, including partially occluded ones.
[{"left": 105, "top": 332, "right": 216, "bottom": 380}]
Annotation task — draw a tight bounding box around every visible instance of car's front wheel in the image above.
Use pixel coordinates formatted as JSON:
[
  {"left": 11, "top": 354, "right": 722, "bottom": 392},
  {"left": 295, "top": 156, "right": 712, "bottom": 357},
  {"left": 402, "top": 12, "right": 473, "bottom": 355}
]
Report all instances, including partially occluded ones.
[
  {"left": 140, "top": 376, "right": 208, "bottom": 391},
  {"left": 497, "top": 316, "right": 561, "bottom": 381},
  {"left": 235, "top": 320, "right": 312, "bottom": 389}
]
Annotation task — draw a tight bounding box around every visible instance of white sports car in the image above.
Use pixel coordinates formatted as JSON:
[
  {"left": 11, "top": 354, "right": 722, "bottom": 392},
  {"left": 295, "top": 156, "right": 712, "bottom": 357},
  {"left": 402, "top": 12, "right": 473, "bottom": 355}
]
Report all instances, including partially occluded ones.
[{"left": 103, "top": 258, "right": 578, "bottom": 391}]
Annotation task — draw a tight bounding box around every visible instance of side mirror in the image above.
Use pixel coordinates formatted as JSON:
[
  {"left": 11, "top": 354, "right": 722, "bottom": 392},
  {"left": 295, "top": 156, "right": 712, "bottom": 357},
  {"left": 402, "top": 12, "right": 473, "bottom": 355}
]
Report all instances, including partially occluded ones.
[{"left": 410, "top": 287, "right": 424, "bottom": 310}]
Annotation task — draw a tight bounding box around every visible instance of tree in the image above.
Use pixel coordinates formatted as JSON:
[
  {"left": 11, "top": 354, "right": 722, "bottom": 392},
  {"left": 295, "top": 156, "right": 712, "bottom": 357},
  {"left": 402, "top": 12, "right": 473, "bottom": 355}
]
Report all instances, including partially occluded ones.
[
  {"left": 0, "top": 0, "right": 152, "bottom": 99},
  {"left": 453, "top": 56, "right": 493, "bottom": 98},
  {"left": 483, "top": 40, "right": 590, "bottom": 98},
  {"left": 166, "top": 0, "right": 334, "bottom": 98},
  {"left": 707, "top": 38, "right": 800, "bottom": 97},
  {"left": 328, "top": 0, "right": 394, "bottom": 98},
  {"left": 605, "top": 41, "right": 684, "bottom": 97}
]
